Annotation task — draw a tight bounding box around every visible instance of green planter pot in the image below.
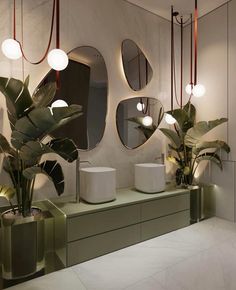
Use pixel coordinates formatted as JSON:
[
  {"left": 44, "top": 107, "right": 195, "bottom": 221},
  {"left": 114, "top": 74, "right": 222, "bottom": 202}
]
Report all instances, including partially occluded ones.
[
  {"left": 1, "top": 207, "right": 45, "bottom": 280},
  {"left": 190, "top": 186, "right": 204, "bottom": 223}
]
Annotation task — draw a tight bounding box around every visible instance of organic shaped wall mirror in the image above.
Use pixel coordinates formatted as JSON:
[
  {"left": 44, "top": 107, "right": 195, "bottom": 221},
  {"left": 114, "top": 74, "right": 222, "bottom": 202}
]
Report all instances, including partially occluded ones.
[
  {"left": 116, "top": 97, "right": 164, "bottom": 149},
  {"left": 122, "top": 39, "right": 153, "bottom": 91},
  {"left": 40, "top": 46, "right": 108, "bottom": 150}
]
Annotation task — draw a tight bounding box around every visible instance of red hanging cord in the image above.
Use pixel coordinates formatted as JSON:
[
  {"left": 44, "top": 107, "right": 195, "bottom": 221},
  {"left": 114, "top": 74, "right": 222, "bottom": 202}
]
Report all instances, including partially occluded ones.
[
  {"left": 18, "top": 0, "right": 56, "bottom": 65},
  {"left": 55, "top": 0, "right": 60, "bottom": 89},
  {"left": 190, "top": 13, "right": 193, "bottom": 87},
  {"left": 194, "top": 0, "right": 198, "bottom": 85},
  {"left": 13, "top": 0, "right": 16, "bottom": 39},
  {"left": 171, "top": 6, "right": 174, "bottom": 111},
  {"left": 180, "top": 16, "right": 183, "bottom": 108}
]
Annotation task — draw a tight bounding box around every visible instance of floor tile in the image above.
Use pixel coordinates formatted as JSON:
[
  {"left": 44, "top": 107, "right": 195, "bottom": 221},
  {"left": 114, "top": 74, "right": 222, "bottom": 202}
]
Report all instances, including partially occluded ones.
[
  {"left": 7, "top": 268, "right": 86, "bottom": 290},
  {"left": 125, "top": 277, "right": 166, "bottom": 290},
  {"left": 152, "top": 238, "right": 236, "bottom": 290}
]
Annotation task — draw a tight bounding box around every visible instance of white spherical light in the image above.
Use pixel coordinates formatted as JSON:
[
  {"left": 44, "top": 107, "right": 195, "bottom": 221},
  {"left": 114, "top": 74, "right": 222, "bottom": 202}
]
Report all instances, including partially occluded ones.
[
  {"left": 47, "top": 49, "right": 68, "bottom": 71},
  {"left": 51, "top": 99, "right": 68, "bottom": 108},
  {"left": 165, "top": 113, "right": 176, "bottom": 125},
  {"left": 192, "top": 84, "right": 206, "bottom": 98},
  {"left": 137, "top": 102, "right": 145, "bottom": 112},
  {"left": 185, "top": 83, "right": 193, "bottom": 95},
  {"left": 142, "top": 116, "right": 153, "bottom": 127},
  {"left": 1, "top": 38, "right": 22, "bottom": 60}
]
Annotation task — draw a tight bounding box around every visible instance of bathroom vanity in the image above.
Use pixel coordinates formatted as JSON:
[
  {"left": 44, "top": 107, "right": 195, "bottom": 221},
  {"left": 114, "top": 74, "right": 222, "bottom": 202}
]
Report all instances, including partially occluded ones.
[{"left": 51, "top": 187, "right": 190, "bottom": 267}]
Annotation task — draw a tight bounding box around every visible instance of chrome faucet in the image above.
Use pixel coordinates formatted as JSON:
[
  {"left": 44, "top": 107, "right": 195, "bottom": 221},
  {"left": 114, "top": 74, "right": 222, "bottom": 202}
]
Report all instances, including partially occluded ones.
[{"left": 155, "top": 153, "right": 165, "bottom": 164}]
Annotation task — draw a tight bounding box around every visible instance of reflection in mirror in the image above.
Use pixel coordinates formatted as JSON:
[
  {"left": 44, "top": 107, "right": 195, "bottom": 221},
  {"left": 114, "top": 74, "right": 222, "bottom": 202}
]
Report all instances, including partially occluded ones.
[
  {"left": 116, "top": 97, "right": 164, "bottom": 149},
  {"left": 122, "top": 39, "right": 153, "bottom": 91},
  {"left": 40, "top": 46, "right": 108, "bottom": 150}
]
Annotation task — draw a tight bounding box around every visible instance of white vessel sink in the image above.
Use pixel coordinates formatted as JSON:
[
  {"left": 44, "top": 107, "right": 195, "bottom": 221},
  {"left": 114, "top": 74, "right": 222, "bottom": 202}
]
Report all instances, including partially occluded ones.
[
  {"left": 80, "top": 167, "right": 116, "bottom": 204},
  {"left": 134, "top": 163, "right": 166, "bottom": 193}
]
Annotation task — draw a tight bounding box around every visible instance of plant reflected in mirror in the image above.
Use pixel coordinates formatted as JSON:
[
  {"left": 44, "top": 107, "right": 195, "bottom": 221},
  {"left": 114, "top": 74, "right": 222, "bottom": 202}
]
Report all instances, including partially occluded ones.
[
  {"left": 40, "top": 46, "right": 108, "bottom": 151},
  {"left": 116, "top": 97, "right": 164, "bottom": 149}
]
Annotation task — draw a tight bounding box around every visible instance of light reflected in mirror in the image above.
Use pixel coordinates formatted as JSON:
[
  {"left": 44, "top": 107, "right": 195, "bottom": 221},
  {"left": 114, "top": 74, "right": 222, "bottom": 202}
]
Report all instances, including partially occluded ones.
[
  {"left": 116, "top": 97, "right": 164, "bottom": 149},
  {"left": 122, "top": 39, "right": 153, "bottom": 91},
  {"left": 40, "top": 46, "right": 108, "bottom": 151}
]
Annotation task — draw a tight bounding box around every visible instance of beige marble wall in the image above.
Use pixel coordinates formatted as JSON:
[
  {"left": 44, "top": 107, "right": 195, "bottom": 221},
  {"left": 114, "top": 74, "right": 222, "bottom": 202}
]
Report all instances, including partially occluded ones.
[
  {"left": 183, "top": 0, "right": 236, "bottom": 222},
  {"left": 0, "top": 0, "right": 173, "bottom": 200}
]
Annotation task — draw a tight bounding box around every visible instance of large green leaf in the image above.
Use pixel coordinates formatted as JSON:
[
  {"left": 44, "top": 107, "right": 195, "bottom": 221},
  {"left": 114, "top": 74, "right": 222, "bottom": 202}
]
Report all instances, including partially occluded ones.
[
  {"left": 159, "top": 128, "right": 182, "bottom": 148},
  {"left": 20, "top": 138, "right": 78, "bottom": 164},
  {"left": 185, "top": 118, "right": 228, "bottom": 147},
  {"left": 0, "top": 134, "right": 11, "bottom": 153},
  {"left": 46, "top": 138, "right": 78, "bottom": 162},
  {"left": 11, "top": 105, "right": 82, "bottom": 149},
  {"left": 193, "top": 140, "right": 230, "bottom": 155},
  {"left": 32, "top": 82, "right": 57, "bottom": 108},
  {"left": 24, "top": 75, "right": 30, "bottom": 88},
  {"left": 0, "top": 185, "right": 15, "bottom": 201},
  {"left": 167, "top": 102, "right": 196, "bottom": 133},
  {"left": 183, "top": 102, "right": 196, "bottom": 124},
  {"left": 0, "top": 77, "right": 33, "bottom": 128},
  {"left": 196, "top": 152, "right": 223, "bottom": 170},
  {"left": 23, "top": 160, "right": 64, "bottom": 196},
  {"left": 166, "top": 109, "right": 189, "bottom": 132}
]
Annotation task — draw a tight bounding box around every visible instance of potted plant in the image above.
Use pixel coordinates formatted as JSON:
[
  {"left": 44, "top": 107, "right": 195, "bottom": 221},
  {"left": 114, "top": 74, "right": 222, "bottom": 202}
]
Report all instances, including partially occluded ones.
[
  {"left": 160, "top": 102, "right": 230, "bottom": 221},
  {"left": 0, "top": 76, "right": 82, "bottom": 279}
]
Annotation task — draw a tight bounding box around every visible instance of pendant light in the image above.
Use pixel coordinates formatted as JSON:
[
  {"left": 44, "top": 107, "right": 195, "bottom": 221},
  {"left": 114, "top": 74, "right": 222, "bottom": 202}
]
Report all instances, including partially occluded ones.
[
  {"left": 186, "top": 0, "right": 206, "bottom": 98},
  {"left": 2, "top": 0, "right": 68, "bottom": 72},
  {"left": 166, "top": 0, "right": 205, "bottom": 125},
  {"left": 47, "top": 0, "right": 68, "bottom": 71}
]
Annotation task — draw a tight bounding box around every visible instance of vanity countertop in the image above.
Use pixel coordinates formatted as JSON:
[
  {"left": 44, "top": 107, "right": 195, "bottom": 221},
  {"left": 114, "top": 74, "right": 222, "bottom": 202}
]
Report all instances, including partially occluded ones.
[{"left": 50, "top": 187, "right": 190, "bottom": 218}]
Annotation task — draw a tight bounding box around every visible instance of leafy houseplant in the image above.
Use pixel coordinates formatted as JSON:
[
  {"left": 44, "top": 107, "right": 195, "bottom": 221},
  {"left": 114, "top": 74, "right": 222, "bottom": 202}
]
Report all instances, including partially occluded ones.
[
  {"left": 0, "top": 76, "right": 82, "bottom": 279},
  {"left": 160, "top": 102, "right": 230, "bottom": 186},
  {"left": 0, "top": 76, "right": 82, "bottom": 216}
]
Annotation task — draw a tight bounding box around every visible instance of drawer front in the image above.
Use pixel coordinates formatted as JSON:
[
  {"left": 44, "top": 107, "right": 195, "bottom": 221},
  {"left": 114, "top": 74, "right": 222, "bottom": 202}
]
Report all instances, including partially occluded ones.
[
  {"left": 141, "top": 210, "right": 190, "bottom": 241},
  {"left": 141, "top": 193, "right": 190, "bottom": 221},
  {"left": 67, "top": 204, "right": 140, "bottom": 241},
  {"left": 67, "top": 225, "right": 140, "bottom": 266}
]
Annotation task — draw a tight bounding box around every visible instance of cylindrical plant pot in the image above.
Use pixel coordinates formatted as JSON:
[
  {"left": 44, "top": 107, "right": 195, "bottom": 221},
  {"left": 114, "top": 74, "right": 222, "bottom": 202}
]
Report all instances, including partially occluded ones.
[
  {"left": 1, "top": 207, "right": 45, "bottom": 280},
  {"left": 190, "top": 185, "right": 205, "bottom": 223}
]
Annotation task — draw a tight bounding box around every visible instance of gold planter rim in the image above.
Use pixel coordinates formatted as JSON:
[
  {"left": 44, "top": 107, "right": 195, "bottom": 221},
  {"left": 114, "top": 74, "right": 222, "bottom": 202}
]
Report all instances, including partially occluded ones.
[{"left": 1, "top": 206, "right": 43, "bottom": 227}]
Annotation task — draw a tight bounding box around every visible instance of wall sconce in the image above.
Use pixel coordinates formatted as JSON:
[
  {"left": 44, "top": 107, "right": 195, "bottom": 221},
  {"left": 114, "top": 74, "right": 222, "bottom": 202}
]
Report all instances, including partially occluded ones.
[
  {"left": 1, "top": 0, "right": 68, "bottom": 73},
  {"left": 166, "top": 0, "right": 206, "bottom": 125}
]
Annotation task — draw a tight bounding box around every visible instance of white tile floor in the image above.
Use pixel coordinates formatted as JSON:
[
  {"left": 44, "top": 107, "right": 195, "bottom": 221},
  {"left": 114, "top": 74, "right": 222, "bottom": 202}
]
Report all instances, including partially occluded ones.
[{"left": 8, "top": 217, "right": 236, "bottom": 290}]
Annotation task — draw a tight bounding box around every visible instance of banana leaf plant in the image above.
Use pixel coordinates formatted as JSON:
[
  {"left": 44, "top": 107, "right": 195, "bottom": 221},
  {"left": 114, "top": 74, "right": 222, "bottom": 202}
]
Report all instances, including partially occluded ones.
[
  {"left": 160, "top": 102, "right": 230, "bottom": 186},
  {"left": 0, "top": 76, "right": 82, "bottom": 216}
]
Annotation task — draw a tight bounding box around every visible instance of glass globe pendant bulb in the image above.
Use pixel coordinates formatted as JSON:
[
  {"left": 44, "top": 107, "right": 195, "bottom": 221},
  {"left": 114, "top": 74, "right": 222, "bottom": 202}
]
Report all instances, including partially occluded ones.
[
  {"left": 165, "top": 113, "right": 176, "bottom": 125},
  {"left": 142, "top": 116, "right": 153, "bottom": 127},
  {"left": 51, "top": 99, "right": 68, "bottom": 108},
  {"left": 192, "top": 84, "right": 206, "bottom": 98},
  {"left": 47, "top": 49, "right": 69, "bottom": 71},
  {"left": 137, "top": 102, "right": 145, "bottom": 112},
  {"left": 185, "top": 83, "right": 193, "bottom": 95},
  {"left": 1, "top": 38, "right": 22, "bottom": 60}
]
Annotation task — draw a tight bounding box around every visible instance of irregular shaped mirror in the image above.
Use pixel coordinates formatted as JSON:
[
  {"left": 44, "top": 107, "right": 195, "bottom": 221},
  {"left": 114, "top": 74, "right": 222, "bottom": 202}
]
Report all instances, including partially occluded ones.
[
  {"left": 116, "top": 97, "right": 164, "bottom": 149},
  {"left": 122, "top": 39, "right": 153, "bottom": 91},
  {"left": 40, "top": 46, "right": 108, "bottom": 150}
]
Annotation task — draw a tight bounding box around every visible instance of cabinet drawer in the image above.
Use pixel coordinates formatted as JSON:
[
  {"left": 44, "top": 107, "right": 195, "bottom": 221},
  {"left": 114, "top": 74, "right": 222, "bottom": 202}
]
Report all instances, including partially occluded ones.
[
  {"left": 141, "top": 193, "right": 190, "bottom": 221},
  {"left": 67, "top": 224, "right": 140, "bottom": 266},
  {"left": 141, "top": 210, "right": 190, "bottom": 241},
  {"left": 67, "top": 204, "right": 140, "bottom": 241}
]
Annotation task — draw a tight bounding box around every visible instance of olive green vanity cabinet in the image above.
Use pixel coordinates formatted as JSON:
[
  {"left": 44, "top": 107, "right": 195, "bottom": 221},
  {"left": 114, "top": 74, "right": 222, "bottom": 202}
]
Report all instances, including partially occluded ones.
[{"left": 52, "top": 188, "right": 190, "bottom": 267}]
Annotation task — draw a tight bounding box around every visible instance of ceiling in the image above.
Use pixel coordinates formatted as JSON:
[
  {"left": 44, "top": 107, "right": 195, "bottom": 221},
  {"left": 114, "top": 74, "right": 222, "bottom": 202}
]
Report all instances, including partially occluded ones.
[{"left": 126, "top": 0, "right": 230, "bottom": 21}]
